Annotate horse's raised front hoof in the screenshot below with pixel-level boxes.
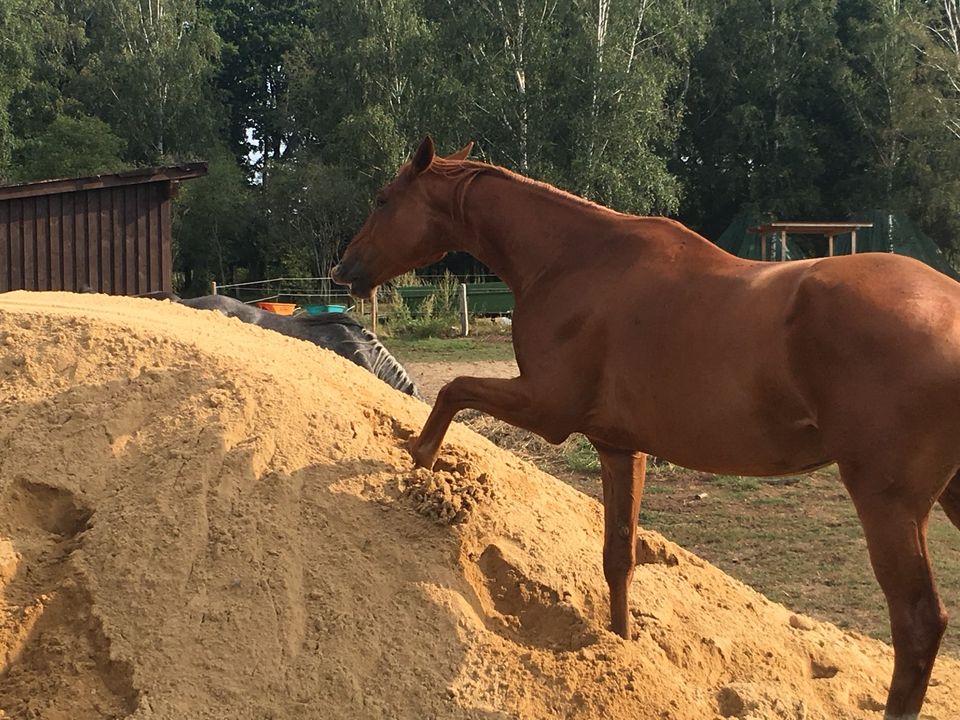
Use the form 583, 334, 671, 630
408, 441, 437, 470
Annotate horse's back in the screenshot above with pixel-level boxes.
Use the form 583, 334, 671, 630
515, 250, 960, 473
180, 295, 266, 324
787, 253, 960, 365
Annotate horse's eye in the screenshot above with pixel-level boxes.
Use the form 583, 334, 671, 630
375, 194, 387, 208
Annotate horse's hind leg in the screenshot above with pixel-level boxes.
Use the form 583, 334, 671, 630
842, 464, 949, 718
593, 442, 646, 639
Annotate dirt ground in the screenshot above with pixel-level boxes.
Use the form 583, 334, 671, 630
1, 292, 960, 720
406, 360, 518, 402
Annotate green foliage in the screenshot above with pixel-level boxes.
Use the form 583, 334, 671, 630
173, 148, 258, 295
836, 0, 960, 255
13, 114, 125, 181
209, 0, 320, 172
260, 158, 369, 278
0, 0, 56, 177
678, 0, 843, 235
382, 273, 461, 339
287, 0, 439, 186
4, 0, 960, 279
563, 0, 711, 213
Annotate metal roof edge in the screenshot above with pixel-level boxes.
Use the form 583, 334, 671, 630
0, 162, 209, 201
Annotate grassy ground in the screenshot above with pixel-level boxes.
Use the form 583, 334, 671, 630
384, 332, 960, 655
639, 464, 960, 654
385, 336, 516, 363
384, 323, 516, 363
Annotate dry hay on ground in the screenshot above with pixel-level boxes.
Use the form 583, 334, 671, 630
0, 291, 958, 720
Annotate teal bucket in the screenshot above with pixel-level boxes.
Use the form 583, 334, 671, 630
303, 304, 347, 315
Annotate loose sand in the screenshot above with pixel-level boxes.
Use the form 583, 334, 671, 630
0, 291, 957, 720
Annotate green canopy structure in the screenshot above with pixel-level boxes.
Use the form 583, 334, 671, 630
715, 210, 780, 259
713, 209, 959, 281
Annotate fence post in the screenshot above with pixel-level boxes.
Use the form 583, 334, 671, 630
372, 292, 378, 334
459, 283, 469, 337
210, 281, 217, 295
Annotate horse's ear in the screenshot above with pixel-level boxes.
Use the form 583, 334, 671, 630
412, 136, 435, 175
446, 141, 474, 161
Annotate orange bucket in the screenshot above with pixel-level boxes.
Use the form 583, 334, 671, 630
255, 301, 297, 316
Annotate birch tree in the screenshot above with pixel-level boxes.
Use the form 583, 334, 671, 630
569, 0, 710, 213
921, 0, 960, 138
79, 0, 221, 163
838, 0, 960, 258
425, 0, 567, 176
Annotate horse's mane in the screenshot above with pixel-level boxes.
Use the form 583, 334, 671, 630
428, 157, 628, 222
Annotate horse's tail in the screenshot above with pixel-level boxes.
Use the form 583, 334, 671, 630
355, 326, 423, 400
298, 315, 423, 399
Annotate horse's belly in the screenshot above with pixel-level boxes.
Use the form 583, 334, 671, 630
584, 379, 830, 477
647, 421, 830, 477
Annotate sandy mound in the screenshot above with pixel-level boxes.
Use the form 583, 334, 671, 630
0, 292, 957, 720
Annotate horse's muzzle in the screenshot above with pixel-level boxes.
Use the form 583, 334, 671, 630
331, 262, 374, 300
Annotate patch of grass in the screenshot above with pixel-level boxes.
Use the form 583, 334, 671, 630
384, 335, 515, 363
638, 467, 960, 654
712, 475, 762, 493
752, 494, 797, 506
563, 436, 601, 473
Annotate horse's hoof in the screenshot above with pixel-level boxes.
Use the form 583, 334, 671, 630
409, 444, 435, 470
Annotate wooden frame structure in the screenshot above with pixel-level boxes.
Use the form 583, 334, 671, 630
748, 221, 874, 261
0, 163, 207, 294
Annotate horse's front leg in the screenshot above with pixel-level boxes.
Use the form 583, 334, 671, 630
411, 375, 552, 469
593, 442, 646, 639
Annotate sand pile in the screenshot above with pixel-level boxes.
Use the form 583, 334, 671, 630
0, 292, 957, 720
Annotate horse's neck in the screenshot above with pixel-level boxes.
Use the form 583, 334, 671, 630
451, 172, 610, 294
450, 170, 715, 295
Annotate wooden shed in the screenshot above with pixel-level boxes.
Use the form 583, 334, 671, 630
0, 163, 207, 295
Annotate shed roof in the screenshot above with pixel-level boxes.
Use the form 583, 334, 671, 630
0, 162, 208, 201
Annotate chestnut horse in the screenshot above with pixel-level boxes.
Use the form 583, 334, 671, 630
333, 137, 960, 719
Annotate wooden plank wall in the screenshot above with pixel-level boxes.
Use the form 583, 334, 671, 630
0, 182, 172, 294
